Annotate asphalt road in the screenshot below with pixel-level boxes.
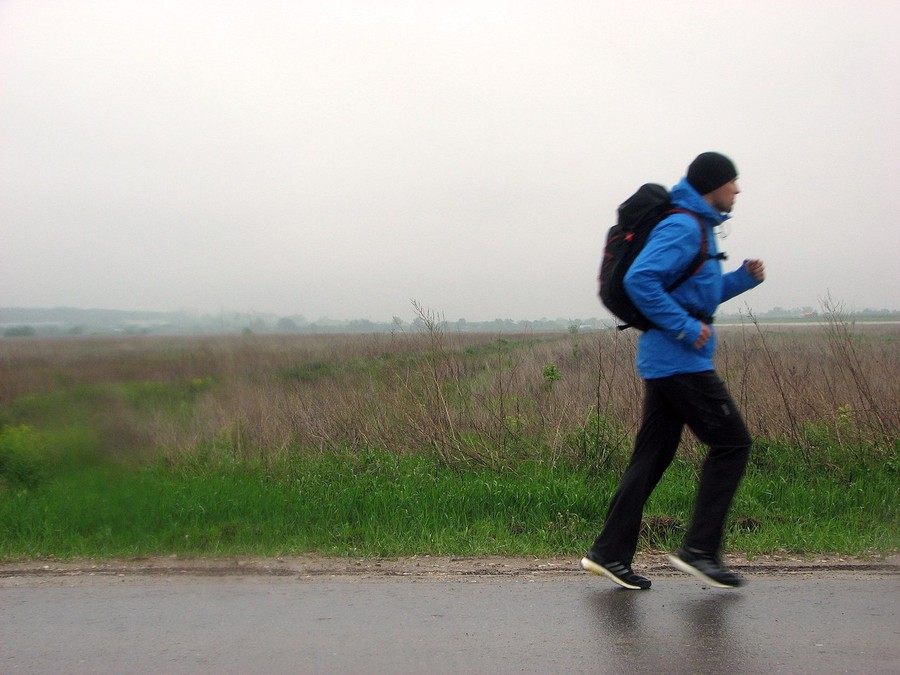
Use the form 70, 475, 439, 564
2, 567, 898, 674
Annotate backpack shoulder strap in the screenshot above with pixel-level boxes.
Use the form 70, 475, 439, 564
663, 209, 708, 293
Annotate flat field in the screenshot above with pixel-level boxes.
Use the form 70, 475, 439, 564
0, 319, 897, 560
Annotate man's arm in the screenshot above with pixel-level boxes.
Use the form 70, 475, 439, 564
720, 258, 765, 303
624, 214, 705, 345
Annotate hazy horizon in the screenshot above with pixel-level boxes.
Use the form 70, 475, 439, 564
2, 1, 898, 323
2, 299, 896, 326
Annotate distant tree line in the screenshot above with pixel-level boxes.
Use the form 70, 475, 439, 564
3, 305, 899, 338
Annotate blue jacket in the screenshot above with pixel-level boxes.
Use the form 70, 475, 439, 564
623, 177, 760, 379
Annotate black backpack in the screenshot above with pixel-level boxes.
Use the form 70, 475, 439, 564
598, 183, 719, 331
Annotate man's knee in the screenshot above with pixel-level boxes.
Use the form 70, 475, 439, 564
708, 441, 751, 465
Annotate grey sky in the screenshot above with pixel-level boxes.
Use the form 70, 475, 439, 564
2, 1, 898, 322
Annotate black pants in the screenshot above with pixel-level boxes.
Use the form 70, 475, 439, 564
591, 371, 751, 565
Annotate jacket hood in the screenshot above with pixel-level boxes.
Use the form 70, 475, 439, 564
671, 177, 731, 227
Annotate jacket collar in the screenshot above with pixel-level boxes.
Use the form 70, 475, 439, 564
671, 177, 731, 226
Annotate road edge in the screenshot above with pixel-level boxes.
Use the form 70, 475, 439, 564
1, 552, 898, 581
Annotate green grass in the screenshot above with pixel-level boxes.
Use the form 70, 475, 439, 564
0, 329, 897, 561
1, 437, 896, 560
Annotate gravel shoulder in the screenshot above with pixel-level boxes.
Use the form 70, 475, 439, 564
1, 552, 897, 583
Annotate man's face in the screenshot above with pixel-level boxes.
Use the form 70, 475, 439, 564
708, 179, 740, 213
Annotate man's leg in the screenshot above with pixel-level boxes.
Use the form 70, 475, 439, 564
681, 372, 751, 552
590, 380, 683, 565
655, 371, 752, 587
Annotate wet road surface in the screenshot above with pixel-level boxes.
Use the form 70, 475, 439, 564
2, 570, 898, 673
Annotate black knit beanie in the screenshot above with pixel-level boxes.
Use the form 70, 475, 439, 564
686, 152, 738, 195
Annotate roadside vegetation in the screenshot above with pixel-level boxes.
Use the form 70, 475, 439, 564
0, 305, 896, 560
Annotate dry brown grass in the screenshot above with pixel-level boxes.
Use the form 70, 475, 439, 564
1, 315, 896, 468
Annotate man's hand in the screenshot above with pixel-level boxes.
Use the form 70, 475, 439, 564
694, 322, 712, 349
745, 259, 766, 282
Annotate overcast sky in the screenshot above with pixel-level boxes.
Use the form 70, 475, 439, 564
2, 1, 898, 322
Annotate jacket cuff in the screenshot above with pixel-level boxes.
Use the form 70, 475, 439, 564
741, 260, 762, 288
675, 317, 703, 345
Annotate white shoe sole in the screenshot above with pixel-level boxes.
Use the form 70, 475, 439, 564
667, 554, 740, 589
581, 557, 645, 590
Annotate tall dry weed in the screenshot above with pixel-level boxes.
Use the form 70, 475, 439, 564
1, 313, 896, 468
